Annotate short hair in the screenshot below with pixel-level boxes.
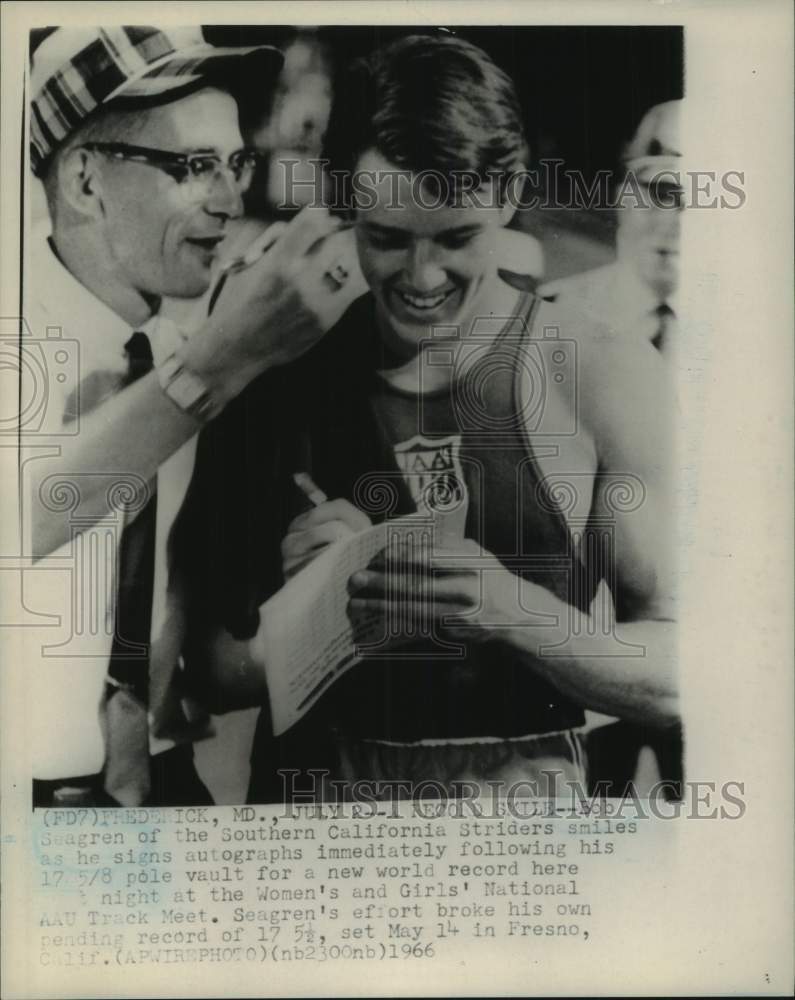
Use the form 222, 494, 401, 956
40, 81, 232, 222
323, 34, 528, 206
40, 103, 153, 222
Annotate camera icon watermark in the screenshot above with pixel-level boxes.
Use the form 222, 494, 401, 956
0, 316, 80, 436
418, 315, 578, 442
35, 471, 153, 656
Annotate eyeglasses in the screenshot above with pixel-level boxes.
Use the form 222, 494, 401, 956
82, 143, 261, 197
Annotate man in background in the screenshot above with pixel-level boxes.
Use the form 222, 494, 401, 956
26, 26, 361, 806
540, 99, 685, 794
541, 99, 683, 356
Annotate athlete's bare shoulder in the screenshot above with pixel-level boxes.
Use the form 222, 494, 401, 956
534, 295, 672, 472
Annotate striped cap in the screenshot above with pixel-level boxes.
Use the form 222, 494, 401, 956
30, 26, 283, 176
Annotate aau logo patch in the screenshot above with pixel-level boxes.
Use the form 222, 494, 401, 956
393, 434, 468, 514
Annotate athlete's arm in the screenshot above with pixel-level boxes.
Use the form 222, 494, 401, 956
182, 625, 267, 714
505, 326, 678, 726
181, 499, 373, 712
348, 323, 678, 726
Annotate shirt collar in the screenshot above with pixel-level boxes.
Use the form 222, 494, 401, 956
614, 256, 680, 320
614, 257, 671, 320
33, 226, 135, 361
31, 226, 182, 364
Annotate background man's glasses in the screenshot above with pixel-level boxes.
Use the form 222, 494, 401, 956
82, 143, 260, 197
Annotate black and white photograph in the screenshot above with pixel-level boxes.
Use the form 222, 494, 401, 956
23, 20, 685, 808
1, 2, 792, 997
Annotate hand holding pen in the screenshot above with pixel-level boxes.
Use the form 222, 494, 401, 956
293, 472, 329, 508
281, 473, 371, 578
209, 213, 366, 315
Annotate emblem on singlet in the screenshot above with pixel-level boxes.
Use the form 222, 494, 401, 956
393, 433, 468, 517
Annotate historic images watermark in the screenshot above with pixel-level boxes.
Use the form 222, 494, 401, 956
276, 772, 746, 822
36, 777, 745, 829
274, 159, 747, 212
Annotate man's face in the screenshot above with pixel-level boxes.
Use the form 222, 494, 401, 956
353, 149, 512, 351
616, 176, 682, 300
96, 88, 245, 300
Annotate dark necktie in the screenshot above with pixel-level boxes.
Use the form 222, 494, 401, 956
102, 331, 156, 806
651, 303, 675, 353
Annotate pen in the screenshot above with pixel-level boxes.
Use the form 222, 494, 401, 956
293, 472, 328, 507
207, 224, 285, 315
219, 223, 284, 276
221, 219, 355, 277
207, 220, 355, 316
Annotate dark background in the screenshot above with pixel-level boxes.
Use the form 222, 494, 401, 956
207, 25, 684, 275
206, 25, 684, 184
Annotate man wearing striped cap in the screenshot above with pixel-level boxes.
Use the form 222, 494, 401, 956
26, 27, 361, 807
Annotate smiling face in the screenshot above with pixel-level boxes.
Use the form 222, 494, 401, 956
94, 87, 245, 301
353, 149, 514, 353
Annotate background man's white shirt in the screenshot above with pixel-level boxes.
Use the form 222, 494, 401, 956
540, 259, 679, 345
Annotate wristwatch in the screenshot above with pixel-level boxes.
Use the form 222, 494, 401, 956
157, 351, 220, 423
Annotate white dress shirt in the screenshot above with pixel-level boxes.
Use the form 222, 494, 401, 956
539, 259, 679, 347
24, 229, 202, 777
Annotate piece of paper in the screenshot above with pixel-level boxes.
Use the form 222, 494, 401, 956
254, 513, 436, 735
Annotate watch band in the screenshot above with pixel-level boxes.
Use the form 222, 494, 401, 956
157, 351, 220, 422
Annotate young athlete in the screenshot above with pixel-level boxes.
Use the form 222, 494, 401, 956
179, 34, 678, 802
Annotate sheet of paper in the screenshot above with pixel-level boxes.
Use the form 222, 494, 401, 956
253, 513, 436, 735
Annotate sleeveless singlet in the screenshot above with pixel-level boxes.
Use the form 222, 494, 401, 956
272, 290, 597, 744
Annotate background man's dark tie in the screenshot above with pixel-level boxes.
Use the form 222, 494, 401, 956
652, 302, 675, 353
